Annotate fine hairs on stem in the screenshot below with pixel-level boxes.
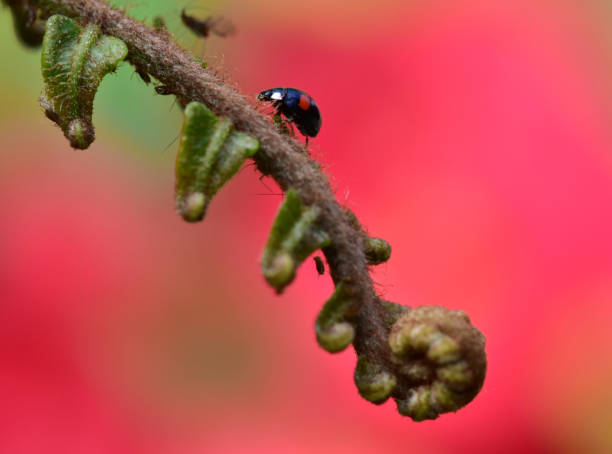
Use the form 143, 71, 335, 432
5, 0, 488, 421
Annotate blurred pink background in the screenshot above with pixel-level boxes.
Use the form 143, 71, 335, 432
2, 0, 612, 453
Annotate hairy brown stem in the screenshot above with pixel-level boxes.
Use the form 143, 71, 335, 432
37, 0, 389, 362
27, 1, 487, 419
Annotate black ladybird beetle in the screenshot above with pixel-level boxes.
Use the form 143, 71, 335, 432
313, 256, 325, 275
257, 88, 322, 141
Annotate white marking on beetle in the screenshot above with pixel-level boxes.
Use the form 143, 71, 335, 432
270, 92, 283, 100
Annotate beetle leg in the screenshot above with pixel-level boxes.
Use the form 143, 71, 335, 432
287, 121, 296, 137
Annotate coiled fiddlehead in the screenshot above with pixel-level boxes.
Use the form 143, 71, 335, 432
388, 306, 486, 420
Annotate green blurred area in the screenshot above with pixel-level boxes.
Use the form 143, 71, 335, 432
0, 0, 223, 159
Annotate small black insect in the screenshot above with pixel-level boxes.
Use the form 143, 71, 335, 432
257, 88, 322, 141
180, 9, 236, 38
155, 85, 173, 95
313, 256, 325, 276
135, 67, 151, 85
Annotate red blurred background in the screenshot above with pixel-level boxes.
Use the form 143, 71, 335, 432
2, 0, 612, 453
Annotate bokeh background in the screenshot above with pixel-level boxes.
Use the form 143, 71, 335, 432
2, 0, 612, 452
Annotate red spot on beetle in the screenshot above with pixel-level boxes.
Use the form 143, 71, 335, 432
298, 94, 311, 111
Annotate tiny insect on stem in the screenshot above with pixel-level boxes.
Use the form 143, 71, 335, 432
180, 9, 236, 39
